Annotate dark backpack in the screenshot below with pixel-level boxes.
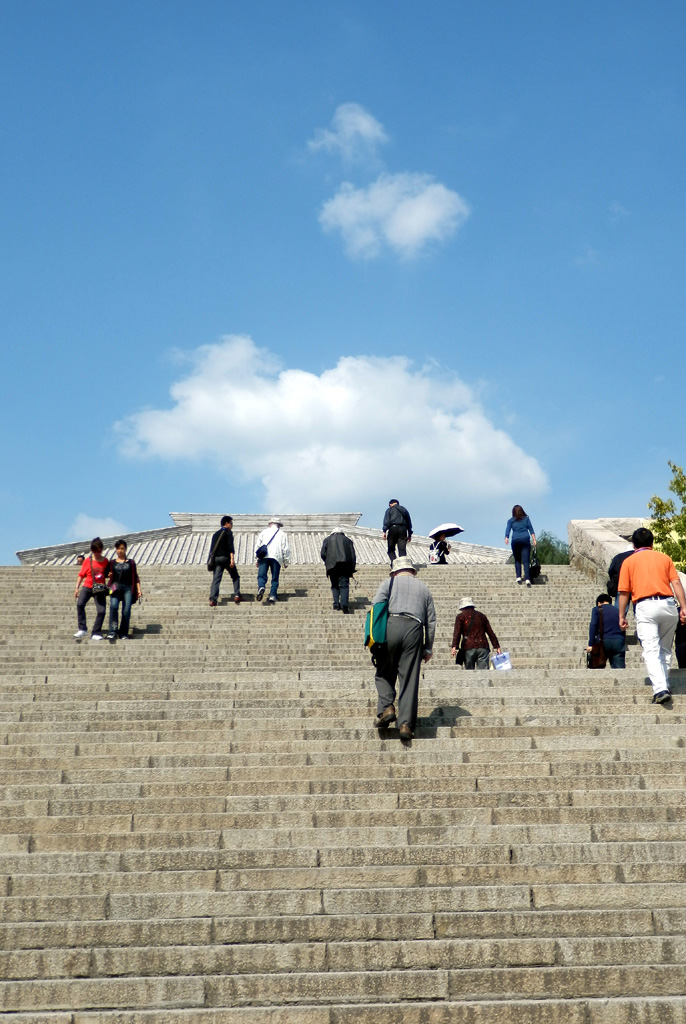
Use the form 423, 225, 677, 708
387, 505, 406, 529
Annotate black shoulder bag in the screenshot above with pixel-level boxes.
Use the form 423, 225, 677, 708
207, 531, 226, 573
255, 527, 279, 561
587, 607, 607, 669
455, 611, 475, 666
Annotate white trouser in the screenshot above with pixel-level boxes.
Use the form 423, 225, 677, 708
634, 597, 678, 695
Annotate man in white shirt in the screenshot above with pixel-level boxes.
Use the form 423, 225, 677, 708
255, 518, 291, 605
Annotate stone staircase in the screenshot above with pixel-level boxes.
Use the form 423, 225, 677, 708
1, 562, 686, 1022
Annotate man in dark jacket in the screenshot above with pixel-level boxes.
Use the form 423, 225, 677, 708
382, 499, 413, 562
208, 516, 242, 606
451, 597, 501, 670
607, 549, 633, 607
320, 528, 356, 613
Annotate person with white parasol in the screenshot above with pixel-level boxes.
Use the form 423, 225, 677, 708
428, 523, 464, 564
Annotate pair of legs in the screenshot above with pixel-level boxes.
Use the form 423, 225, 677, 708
257, 557, 281, 600
387, 527, 407, 562
76, 587, 106, 636
329, 572, 349, 610
512, 540, 531, 582
109, 585, 133, 638
374, 617, 423, 731
601, 636, 626, 669
210, 556, 241, 602
635, 598, 678, 696
464, 647, 489, 670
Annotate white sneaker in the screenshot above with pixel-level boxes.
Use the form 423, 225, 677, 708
91, 633, 104, 641
516, 578, 522, 585
525, 580, 532, 588
73, 630, 88, 639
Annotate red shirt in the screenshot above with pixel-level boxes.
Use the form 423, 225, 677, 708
78, 556, 109, 589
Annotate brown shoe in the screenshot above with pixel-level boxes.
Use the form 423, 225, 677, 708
374, 705, 397, 728
399, 724, 413, 741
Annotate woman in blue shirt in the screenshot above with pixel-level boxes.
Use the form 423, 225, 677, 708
505, 505, 536, 586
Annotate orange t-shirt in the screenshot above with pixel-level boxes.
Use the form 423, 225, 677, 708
618, 548, 678, 602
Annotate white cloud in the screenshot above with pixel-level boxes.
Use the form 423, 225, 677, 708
66, 514, 128, 542
609, 200, 629, 224
117, 336, 547, 531
308, 102, 388, 162
319, 172, 470, 259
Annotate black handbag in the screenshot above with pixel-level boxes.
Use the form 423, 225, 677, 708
587, 606, 607, 669
529, 545, 541, 580
90, 556, 108, 596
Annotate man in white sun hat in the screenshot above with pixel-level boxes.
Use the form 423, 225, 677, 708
255, 518, 291, 605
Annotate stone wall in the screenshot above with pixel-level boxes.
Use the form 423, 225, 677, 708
568, 517, 686, 592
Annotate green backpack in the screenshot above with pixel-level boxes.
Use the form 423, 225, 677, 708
364, 576, 395, 663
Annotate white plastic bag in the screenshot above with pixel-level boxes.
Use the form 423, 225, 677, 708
491, 651, 512, 671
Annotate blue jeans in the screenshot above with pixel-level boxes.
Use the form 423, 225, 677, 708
512, 540, 531, 581
109, 585, 133, 637
602, 636, 626, 669
257, 558, 281, 599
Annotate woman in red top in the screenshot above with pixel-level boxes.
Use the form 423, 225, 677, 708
73, 538, 110, 641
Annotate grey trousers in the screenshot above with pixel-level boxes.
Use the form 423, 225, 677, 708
210, 556, 241, 601
374, 616, 424, 730
465, 647, 489, 670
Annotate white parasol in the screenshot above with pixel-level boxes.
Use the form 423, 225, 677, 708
428, 523, 464, 539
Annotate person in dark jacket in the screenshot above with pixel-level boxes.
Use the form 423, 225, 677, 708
675, 621, 686, 669
106, 539, 142, 641
586, 593, 626, 668
382, 499, 413, 562
607, 549, 633, 608
208, 516, 242, 607
429, 533, 451, 564
451, 597, 501, 670
320, 528, 356, 613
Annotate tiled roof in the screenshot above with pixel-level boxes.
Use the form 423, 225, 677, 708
16, 513, 510, 567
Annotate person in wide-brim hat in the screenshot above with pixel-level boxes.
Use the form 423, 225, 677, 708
371, 554, 436, 744
390, 556, 417, 575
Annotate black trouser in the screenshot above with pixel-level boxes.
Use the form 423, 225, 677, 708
374, 616, 423, 730
210, 556, 241, 601
387, 526, 407, 561
77, 587, 106, 635
329, 573, 350, 609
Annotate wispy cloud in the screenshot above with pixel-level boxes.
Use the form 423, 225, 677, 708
117, 335, 547, 527
574, 246, 600, 267
609, 200, 629, 224
319, 172, 470, 259
66, 514, 128, 543
308, 102, 388, 163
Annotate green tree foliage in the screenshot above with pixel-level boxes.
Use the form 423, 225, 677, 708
649, 461, 686, 572
535, 531, 569, 565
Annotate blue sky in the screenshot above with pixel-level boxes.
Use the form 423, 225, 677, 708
2, 1, 684, 562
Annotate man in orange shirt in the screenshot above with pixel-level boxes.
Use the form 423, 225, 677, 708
618, 527, 686, 704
